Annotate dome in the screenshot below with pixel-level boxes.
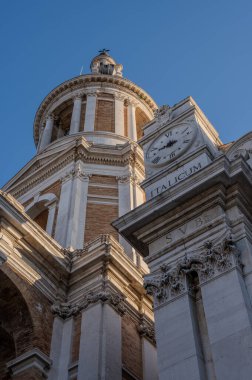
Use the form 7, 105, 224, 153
90, 49, 123, 77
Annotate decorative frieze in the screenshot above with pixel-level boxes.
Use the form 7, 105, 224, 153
145, 236, 242, 307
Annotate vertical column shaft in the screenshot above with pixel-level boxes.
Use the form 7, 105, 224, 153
48, 316, 74, 380
127, 101, 137, 141
45, 201, 57, 236
142, 338, 158, 380
118, 176, 137, 262
114, 93, 125, 136
154, 293, 206, 380
201, 268, 252, 379
77, 303, 122, 380
70, 95, 82, 135
54, 173, 73, 246
39, 115, 54, 151
65, 168, 90, 249
84, 92, 97, 132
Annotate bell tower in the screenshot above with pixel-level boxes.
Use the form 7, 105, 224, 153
1, 52, 158, 380
5, 50, 156, 260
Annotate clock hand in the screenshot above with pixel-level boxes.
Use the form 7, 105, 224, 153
159, 139, 177, 150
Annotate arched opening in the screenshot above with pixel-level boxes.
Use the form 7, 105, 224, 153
25, 193, 58, 234
0, 270, 33, 378
26, 200, 49, 230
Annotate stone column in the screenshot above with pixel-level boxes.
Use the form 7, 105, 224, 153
138, 321, 158, 380
127, 100, 137, 141
48, 315, 74, 380
54, 171, 74, 247
45, 201, 57, 236
117, 175, 137, 262
65, 165, 90, 249
114, 92, 125, 136
200, 265, 252, 379
77, 294, 123, 380
39, 114, 54, 151
70, 94, 82, 135
84, 92, 97, 132
145, 271, 207, 380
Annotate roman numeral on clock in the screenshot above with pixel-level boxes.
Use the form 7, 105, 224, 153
152, 156, 161, 164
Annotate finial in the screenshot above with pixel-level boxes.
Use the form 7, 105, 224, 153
98, 48, 110, 54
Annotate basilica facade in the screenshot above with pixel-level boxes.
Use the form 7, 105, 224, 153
1, 50, 252, 380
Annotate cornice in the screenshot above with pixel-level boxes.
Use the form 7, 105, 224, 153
33, 74, 157, 145
9, 139, 145, 198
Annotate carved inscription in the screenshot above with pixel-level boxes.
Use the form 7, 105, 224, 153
149, 210, 215, 254
145, 153, 211, 200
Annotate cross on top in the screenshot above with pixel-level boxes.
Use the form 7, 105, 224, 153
98, 48, 110, 54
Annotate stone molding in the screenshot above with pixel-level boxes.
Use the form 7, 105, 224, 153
73, 92, 84, 100
0, 191, 24, 212
145, 236, 242, 307
7, 348, 52, 377
10, 142, 144, 197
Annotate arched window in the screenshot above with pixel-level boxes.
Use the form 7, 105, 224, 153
25, 193, 58, 236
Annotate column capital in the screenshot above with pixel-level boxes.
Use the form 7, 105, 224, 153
86, 90, 98, 97
82, 289, 126, 316
125, 98, 138, 107
137, 319, 156, 345
73, 92, 84, 100
51, 301, 81, 319
145, 234, 242, 308
46, 113, 56, 121
114, 92, 126, 102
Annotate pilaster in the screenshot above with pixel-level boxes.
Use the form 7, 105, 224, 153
84, 91, 97, 132
127, 99, 137, 141
38, 114, 55, 152
77, 290, 124, 380
114, 92, 125, 136
70, 94, 82, 135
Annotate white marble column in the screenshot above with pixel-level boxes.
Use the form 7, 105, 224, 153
45, 201, 57, 236
114, 93, 125, 136
39, 114, 54, 151
154, 293, 206, 380
54, 172, 73, 247
127, 100, 137, 141
65, 166, 90, 249
84, 92, 97, 132
48, 316, 74, 380
70, 94, 82, 135
117, 175, 137, 262
77, 302, 122, 380
201, 267, 252, 379
142, 338, 158, 380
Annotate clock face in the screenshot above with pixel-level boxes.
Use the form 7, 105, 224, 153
146, 124, 196, 166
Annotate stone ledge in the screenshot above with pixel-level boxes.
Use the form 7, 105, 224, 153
7, 348, 52, 377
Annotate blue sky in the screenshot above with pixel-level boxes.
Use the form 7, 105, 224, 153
1, 0, 252, 187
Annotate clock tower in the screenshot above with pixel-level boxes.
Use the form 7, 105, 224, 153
114, 97, 252, 380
